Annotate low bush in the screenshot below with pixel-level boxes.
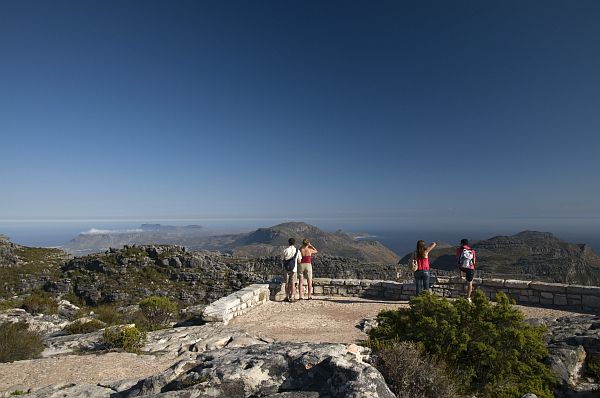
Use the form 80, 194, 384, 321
0, 299, 21, 311
0, 322, 44, 363
587, 353, 600, 380
367, 339, 459, 398
20, 292, 58, 315
93, 304, 124, 326
367, 290, 556, 398
102, 325, 146, 353
139, 296, 177, 330
63, 319, 105, 335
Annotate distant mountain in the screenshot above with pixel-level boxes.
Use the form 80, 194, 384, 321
400, 230, 600, 285
64, 224, 232, 255
230, 222, 399, 263
63, 222, 399, 263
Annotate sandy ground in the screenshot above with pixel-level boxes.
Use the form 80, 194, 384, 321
229, 296, 407, 343
0, 352, 174, 391
0, 296, 589, 393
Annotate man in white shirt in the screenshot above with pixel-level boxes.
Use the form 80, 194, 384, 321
281, 238, 302, 302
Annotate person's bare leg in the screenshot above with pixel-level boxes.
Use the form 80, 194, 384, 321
466, 281, 473, 299
307, 278, 312, 299
285, 274, 290, 300
298, 276, 304, 299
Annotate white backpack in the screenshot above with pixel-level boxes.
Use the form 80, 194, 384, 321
459, 248, 474, 271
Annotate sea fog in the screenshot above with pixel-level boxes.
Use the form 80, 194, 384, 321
1, 218, 599, 257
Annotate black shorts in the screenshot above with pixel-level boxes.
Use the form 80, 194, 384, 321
464, 269, 474, 282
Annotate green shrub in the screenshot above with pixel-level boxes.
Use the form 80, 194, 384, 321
367, 290, 556, 398
20, 292, 58, 315
139, 296, 177, 330
93, 304, 124, 326
102, 325, 146, 353
366, 339, 459, 398
61, 292, 86, 307
0, 299, 21, 311
587, 353, 600, 380
63, 319, 105, 335
0, 322, 44, 363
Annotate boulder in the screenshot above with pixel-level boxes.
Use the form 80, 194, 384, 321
58, 300, 80, 320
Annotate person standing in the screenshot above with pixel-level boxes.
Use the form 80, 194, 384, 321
456, 238, 477, 302
298, 239, 317, 299
281, 238, 302, 302
413, 240, 437, 294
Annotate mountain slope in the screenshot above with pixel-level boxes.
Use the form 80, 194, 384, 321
230, 222, 399, 263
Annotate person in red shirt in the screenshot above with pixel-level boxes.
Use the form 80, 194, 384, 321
456, 238, 477, 301
413, 240, 437, 294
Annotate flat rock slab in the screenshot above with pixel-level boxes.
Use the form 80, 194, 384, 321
0, 324, 268, 394
0, 352, 172, 393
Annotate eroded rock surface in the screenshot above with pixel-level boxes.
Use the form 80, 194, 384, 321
528, 315, 600, 396
122, 342, 393, 398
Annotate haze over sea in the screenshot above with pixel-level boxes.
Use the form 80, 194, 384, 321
2, 218, 599, 257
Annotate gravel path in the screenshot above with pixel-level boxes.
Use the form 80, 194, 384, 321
0, 296, 589, 393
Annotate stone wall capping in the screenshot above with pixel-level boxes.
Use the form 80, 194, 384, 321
504, 280, 531, 289
530, 281, 567, 293
481, 278, 505, 287
203, 284, 270, 324
566, 285, 600, 296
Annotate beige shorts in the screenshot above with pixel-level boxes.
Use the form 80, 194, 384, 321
298, 262, 313, 280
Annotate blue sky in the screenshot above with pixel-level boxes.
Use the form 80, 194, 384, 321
1, 1, 599, 229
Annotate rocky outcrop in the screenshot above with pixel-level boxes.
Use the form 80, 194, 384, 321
0, 308, 68, 337
15, 322, 392, 398
122, 342, 393, 398
527, 315, 600, 396
41, 323, 267, 359
59, 245, 262, 306
0, 235, 18, 268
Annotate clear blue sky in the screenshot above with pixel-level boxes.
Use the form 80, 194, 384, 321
1, 1, 599, 228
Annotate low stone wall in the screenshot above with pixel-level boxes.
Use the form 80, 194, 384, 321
269, 277, 600, 313
434, 277, 600, 312
202, 284, 270, 324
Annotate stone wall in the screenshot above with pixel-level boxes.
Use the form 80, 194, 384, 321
269, 277, 600, 313
202, 284, 270, 324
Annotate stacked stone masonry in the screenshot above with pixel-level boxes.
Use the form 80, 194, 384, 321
202, 284, 270, 324
269, 277, 600, 313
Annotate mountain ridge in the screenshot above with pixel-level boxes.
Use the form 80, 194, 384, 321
400, 230, 600, 285
63, 222, 400, 264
